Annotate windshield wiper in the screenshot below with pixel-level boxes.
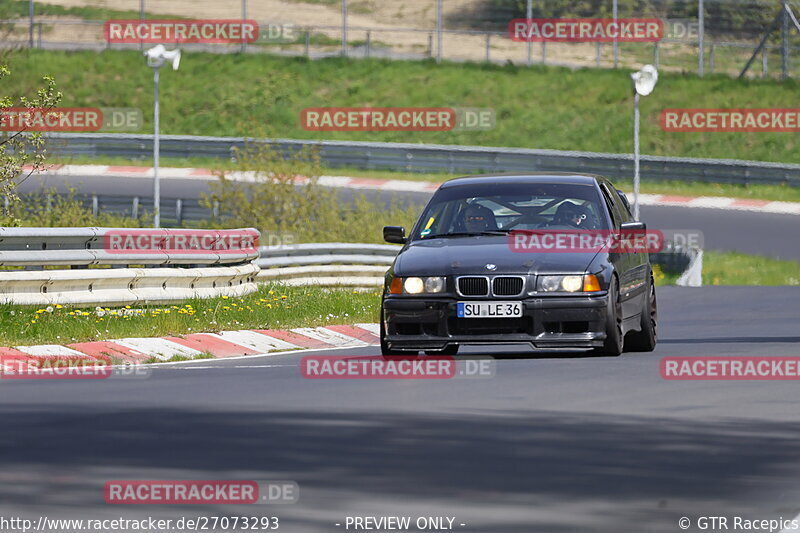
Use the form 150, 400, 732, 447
424, 230, 511, 239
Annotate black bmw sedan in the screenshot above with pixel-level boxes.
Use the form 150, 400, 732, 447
380, 173, 657, 356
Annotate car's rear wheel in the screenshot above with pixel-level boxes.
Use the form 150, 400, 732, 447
625, 272, 658, 352
593, 277, 623, 356
380, 311, 419, 357
425, 345, 459, 356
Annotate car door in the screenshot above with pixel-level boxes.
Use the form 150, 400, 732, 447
603, 179, 650, 318
599, 181, 645, 320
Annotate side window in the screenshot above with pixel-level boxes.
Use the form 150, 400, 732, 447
599, 185, 622, 228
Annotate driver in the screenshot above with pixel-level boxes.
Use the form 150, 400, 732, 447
552, 201, 591, 228
461, 204, 497, 232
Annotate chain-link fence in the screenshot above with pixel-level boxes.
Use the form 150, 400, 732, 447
1, 0, 799, 78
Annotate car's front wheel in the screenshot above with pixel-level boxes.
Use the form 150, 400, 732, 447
625, 272, 657, 352
593, 277, 623, 356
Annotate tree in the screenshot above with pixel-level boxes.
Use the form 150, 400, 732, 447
0, 66, 62, 211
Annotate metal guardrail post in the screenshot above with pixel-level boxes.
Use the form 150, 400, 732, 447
596, 42, 601, 67
541, 41, 546, 64
485, 33, 490, 63
305, 30, 310, 57
176, 198, 183, 225
653, 42, 660, 68
763, 47, 769, 78
132, 196, 140, 219
92, 194, 98, 216
366, 30, 371, 58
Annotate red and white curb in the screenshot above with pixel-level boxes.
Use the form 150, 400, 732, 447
0, 324, 380, 370
25, 164, 800, 215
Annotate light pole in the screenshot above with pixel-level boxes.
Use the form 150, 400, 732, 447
144, 44, 181, 228
630, 64, 658, 221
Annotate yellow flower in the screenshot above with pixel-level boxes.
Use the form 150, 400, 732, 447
55, 304, 63, 309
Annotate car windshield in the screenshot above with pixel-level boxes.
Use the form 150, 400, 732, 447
412, 181, 609, 240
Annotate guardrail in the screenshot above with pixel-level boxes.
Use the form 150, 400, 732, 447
44, 133, 800, 186
0, 227, 261, 305
257, 243, 398, 287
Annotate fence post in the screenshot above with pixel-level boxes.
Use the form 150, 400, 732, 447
213, 200, 220, 220
596, 42, 601, 67
653, 41, 660, 68
782, 0, 789, 80
698, 0, 705, 76
366, 30, 371, 58
526, 0, 532, 66
709, 43, 715, 73
132, 196, 140, 219
37, 22, 42, 48
612, 0, 618, 68
139, 0, 145, 51
305, 30, 310, 57
762, 46, 769, 78
341, 0, 348, 57
436, 0, 442, 63
92, 195, 99, 217
241, 0, 247, 54
28, 0, 34, 48
428, 32, 433, 58
485, 33, 490, 62
541, 41, 546, 64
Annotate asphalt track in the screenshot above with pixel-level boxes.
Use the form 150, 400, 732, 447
2, 286, 800, 533
21, 173, 800, 262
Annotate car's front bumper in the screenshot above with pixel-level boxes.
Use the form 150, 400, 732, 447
383, 294, 608, 351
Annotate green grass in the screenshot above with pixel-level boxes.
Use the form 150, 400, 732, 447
6, 49, 800, 164
701, 251, 800, 286
0, 284, 381, 346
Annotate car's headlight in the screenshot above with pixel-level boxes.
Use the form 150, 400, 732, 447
538, 274, 601, 292
389, 276, 446, 295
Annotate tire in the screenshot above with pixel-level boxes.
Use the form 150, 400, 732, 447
625, 272, 658, 352
380, 311, 419, 357
593, 277, 623, 356
425, 345, 459, 356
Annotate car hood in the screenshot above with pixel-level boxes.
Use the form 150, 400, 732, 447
395, 236, 602, 276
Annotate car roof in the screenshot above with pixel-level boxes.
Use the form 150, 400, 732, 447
440, 172, 603, 189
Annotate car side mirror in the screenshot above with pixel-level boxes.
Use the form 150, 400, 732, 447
616, 189, 631, 211
620, 221, 646, 231
383, 226, 407, 244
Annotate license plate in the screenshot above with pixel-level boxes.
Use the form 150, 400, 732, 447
457, 301, 523, 318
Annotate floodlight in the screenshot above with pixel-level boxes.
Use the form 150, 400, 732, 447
631, 64, 658, 96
